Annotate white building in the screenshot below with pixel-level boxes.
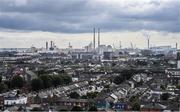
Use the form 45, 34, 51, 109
150, 46, 176, 55
4, 97, 27, 106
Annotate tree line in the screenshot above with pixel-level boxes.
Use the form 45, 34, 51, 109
31, 73, 72, 91
0, 73, 72, 93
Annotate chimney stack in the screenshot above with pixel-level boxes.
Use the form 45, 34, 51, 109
148, 38, 150, 50
93, 28, 96, 52
119, 41, 122, 49
50, 41, 53, 48
46, 42, 48, 50
98, 28, 100, 47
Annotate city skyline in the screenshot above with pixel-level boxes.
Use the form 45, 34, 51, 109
0, 1, 180, 111
0, 30, 179, 49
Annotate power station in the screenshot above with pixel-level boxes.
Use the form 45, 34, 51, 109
45, 41, 57, 51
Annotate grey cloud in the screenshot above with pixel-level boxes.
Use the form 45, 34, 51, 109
0, 0, 179, 33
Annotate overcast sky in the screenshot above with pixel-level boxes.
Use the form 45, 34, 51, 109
0, 0, 179, 48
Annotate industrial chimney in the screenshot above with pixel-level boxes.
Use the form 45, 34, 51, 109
46, 42, 48, 50
148, 38, 150, 50
50, 41, 53, 48
93, 28, 96, 52
98, 28, 100, 47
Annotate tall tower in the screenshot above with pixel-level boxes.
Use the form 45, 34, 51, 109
119, 41, 122, 49
98, 28, 100, 47
142, 31, 150, 50
148, 38, 150, 50
46, 42, 48, 50
93, 28, 96, 52
176, 43, 178, 50
50, 41, 53, 48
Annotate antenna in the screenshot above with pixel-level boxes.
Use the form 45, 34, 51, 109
142, 31, 151, 49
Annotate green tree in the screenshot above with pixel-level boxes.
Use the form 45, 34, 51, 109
81, 95, 87, 99
11, 75, 24, 88
160, 85, 166, 90
176, 84, 180, 89
59, 109, 68, 111
0, 76, 2, 83
121, 69, 134, 80
161, 93, 169, 101
61, 75, 72, 84
52, 75, 63, 87
88, 106, 98, 111
0, 83, 8, 93
31, 78, 43, 91
4, 80, 11, 89
113, 69, 135, 85
130, 95, 140, 111
40, 75, 52, 89
71, 106, 83, 111
135, 80, 144, 87
136, 60, 148, 66
86, 92, 98, 99
113, 75, 124, 85
104, 85, 110, 89
31, 107, 43, 111
69, 92, 80, 99
129, 95, 139, 103
132, 102, 140, 111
